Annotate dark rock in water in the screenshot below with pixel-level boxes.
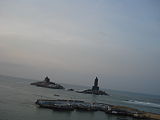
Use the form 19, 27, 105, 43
67, 88, 74, 91
54, 94, 60, 97
77, 89, 108, 95
31, 76, 64, 89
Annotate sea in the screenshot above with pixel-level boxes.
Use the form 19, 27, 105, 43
0, 75, 160, 120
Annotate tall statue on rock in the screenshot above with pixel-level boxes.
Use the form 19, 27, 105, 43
92, 77, 99, 94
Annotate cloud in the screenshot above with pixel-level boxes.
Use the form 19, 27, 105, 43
0, 0, 160, 95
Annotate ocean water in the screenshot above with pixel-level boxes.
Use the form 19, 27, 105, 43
0, 75, 160, 120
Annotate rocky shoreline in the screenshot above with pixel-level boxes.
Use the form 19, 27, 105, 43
35, 99, 160, 120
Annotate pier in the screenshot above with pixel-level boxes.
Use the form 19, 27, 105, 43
35, 99, 160, 120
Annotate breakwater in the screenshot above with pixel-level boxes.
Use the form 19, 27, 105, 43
35, 99, 160, 120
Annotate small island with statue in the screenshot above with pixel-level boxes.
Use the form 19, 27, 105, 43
30, 76, 64, 89
77, 77, 109, 95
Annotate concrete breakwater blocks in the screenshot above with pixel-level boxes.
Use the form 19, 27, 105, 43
35, 99, 160, 120
35, 99, 110, 111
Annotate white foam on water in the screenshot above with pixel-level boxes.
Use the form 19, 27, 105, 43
124, 100, 160, 108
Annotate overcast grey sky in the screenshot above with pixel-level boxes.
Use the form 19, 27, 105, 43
0, 0, 160, 95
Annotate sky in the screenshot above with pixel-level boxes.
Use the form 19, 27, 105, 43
0, 0, 160, 95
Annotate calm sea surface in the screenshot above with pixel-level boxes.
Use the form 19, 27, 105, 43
0, 75, 160, 120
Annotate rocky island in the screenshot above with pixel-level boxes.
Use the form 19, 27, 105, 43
31, 76, 64, 89
77, 77, 108, 95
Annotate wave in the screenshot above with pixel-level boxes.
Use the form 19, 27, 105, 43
124, 100, 160, 108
